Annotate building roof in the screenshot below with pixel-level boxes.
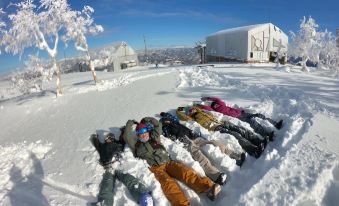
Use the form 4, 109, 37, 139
208, 23, 271, 37
93, 41, 128, 53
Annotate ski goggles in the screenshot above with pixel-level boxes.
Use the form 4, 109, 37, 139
136, 127, 148, 135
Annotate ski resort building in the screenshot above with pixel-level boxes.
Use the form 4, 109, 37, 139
206, 23, 288, 63
91, 41, 138, 71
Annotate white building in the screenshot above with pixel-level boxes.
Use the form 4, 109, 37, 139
91, 41, 138, 71
206, 23, 288, 63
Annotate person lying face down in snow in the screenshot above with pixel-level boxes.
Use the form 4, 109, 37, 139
90, 131, 154, 206
159, 112, 246, 184
176, 106, 268, 158
122, 117, 222, 206
198, 96, 283, 141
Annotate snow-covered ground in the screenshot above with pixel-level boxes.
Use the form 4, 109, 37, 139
0, 63, 338, 206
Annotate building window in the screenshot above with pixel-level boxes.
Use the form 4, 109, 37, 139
250, 52, 253, 58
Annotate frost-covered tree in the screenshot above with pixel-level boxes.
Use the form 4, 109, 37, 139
0, 8, 5, 31
0, 8, 6, 54
63, 6, 103, 84
289, 16, 339, 75
318, 30, 339, 75
3, 0, 97, 96
11, 55, 49, 94
289, 16, 322, 72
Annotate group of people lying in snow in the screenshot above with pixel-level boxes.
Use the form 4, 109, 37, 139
90, 96, 283, 206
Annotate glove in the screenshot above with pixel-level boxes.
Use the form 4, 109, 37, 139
132, 119, 139, 124
201, 97, 209, 101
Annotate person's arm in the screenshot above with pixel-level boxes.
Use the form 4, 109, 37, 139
176, 107, 193, 121
197, 104, 214, 111
205, 97, 225, 106
141, 117, 162, 142
122, 120, 137, 153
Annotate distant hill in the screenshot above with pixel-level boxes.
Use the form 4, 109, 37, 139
138, 47, 200, 65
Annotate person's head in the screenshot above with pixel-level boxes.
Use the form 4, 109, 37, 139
135, 123, 150, 142
188, 107, 197, 115
160, 117, 172, 125
160, 112, 172, 124
104, 133, 115, 143
99, 131, 115, 144
211, 102, 220, 110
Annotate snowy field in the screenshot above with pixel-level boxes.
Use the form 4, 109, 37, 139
0, 63, 338, 206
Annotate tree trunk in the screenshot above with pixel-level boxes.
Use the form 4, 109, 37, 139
86, 51, 98, 84
89, 59, 98, 84
301, 56, 309, 72
53, 58, 62, 96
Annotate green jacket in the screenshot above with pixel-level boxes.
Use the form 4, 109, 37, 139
123, 117, 170, 166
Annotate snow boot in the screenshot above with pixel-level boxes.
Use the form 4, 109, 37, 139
268, 131, 275, 141
254, 143, 265, 158
139, 192, 154, 206
207, 183, 222, 201
235, 153, 246, 167
275, 120, 283, 130
215, 172, 227, 185
230, 152, 246, 167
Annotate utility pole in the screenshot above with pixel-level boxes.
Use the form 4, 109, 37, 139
143, 34, 148, 63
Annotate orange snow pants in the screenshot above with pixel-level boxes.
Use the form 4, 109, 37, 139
149, 160, 213, 206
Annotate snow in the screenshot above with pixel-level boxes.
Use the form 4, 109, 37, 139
208, 23, 269, 36
0, 63, 338, 206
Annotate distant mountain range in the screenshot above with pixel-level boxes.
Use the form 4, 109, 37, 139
137, 47, 200, 65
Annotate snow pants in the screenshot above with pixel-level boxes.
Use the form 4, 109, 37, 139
97, 170, 150, 206
215, 122, 265, 158
187, 137, 234, 182
239, 112, 276, 138
149, 160, 213, 206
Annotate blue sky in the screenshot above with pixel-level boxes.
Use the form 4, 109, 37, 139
0, 0, 338, 73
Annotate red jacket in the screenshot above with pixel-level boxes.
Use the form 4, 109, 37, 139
199, 97, 243, 118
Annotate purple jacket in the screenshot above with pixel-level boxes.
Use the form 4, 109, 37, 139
199, 97, 243, 118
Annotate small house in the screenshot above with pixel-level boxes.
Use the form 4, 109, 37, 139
91, 41, 139, 71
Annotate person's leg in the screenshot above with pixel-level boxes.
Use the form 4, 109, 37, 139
189, 138, 221, 182
206, 139, 234, 156
166, 160, 214, 194
245, 112, 283, 128
223, 121, 266, 146
97, 171, 116, 206
115, 170, 152, 204
149, 164, 189, 206
217, 127, 263, 158
239, 114, 272, 138
207, 139, 246, 166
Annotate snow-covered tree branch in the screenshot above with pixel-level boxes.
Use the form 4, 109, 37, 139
3, 0, 102, 96
11, 54, 49, 94
289, 16, 338, 75
0, 8, 6, 54
289, 16, 322, 72
63, 5, 104, 84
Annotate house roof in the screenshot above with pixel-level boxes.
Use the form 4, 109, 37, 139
208, 23, 271, 37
